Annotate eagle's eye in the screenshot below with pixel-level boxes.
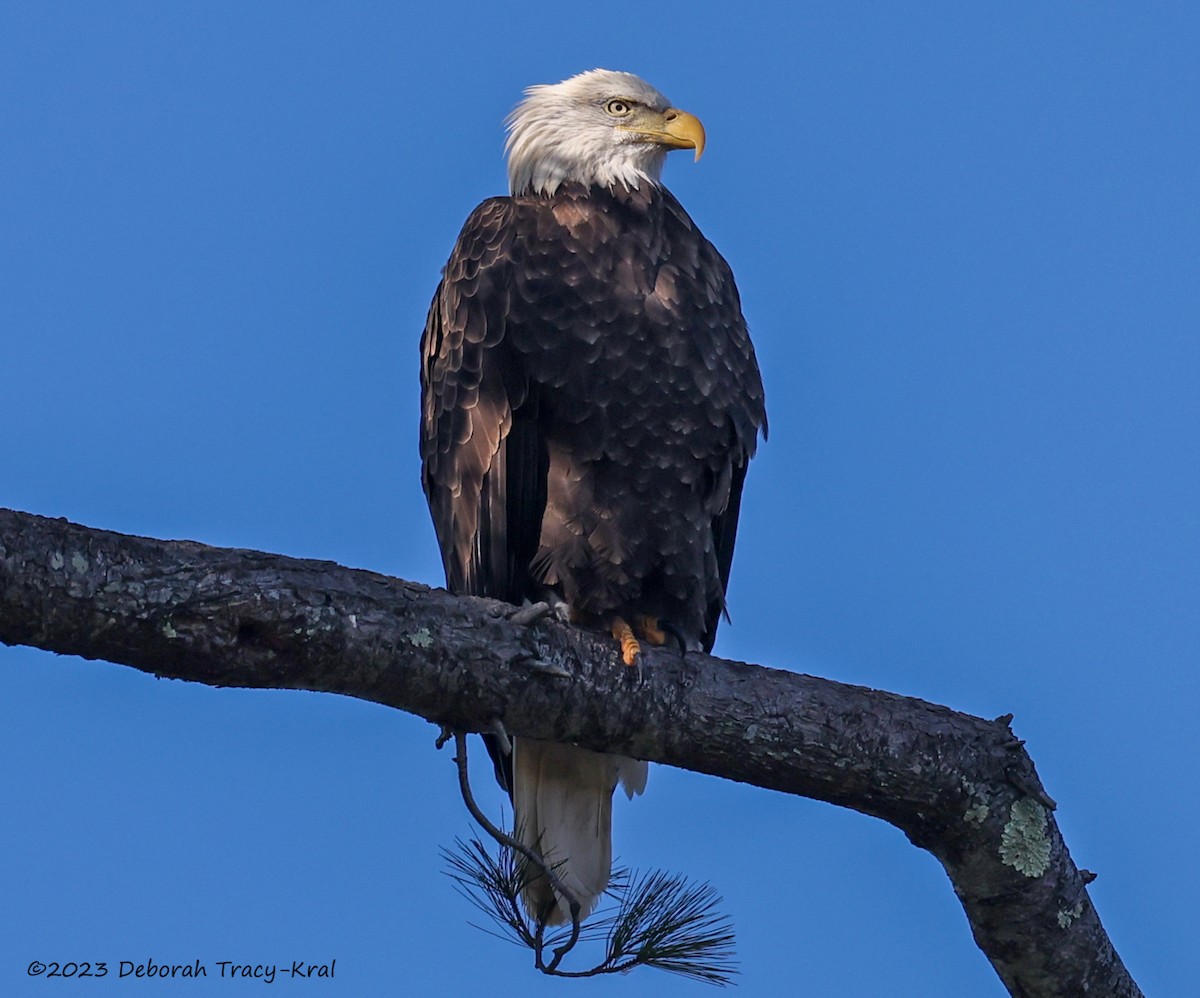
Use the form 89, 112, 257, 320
605, 99, 633, 117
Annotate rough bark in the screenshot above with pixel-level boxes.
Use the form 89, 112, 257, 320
0, 508, 1142, 998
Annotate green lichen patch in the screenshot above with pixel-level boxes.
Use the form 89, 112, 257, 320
961, 778, 990, 825
965, 803, 989, 825
1057, 901, 1084, 929
1000, 799, 1051, 878
408, 627, 433, 648
71, 552, 88, 573
50, 552, 65, 570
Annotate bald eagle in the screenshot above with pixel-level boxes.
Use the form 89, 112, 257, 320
420, 70, 766, 925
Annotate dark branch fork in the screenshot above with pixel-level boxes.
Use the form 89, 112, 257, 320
0, 509, 1143, 998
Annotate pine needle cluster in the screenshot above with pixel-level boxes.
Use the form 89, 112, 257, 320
444, 836, 737, 984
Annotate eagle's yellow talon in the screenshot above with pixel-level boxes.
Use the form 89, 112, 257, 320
611, 617, 642, 667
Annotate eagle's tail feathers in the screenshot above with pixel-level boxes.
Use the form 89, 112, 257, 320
617, 757, 649, 800
514, 738, 636, 926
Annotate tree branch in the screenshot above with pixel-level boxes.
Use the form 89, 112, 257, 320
0, 508, 1142, 997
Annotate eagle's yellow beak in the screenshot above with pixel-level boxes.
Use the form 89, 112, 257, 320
619, 108, 706, 161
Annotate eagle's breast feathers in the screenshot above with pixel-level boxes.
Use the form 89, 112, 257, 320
421, 181, 764, 648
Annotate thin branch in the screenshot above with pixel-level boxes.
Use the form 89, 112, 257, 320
450, 732, 585, 970
0, 508, 1144, 998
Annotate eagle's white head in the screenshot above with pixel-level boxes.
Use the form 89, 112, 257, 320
505, 69, 706, 197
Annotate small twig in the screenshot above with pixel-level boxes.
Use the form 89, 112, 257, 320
1005, 767, 1058, 811
451, 732, 584, 968
526, 658, 572, 678
508, 601, 553, 626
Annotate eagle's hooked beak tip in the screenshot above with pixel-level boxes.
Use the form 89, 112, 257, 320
663, 108, 706, 162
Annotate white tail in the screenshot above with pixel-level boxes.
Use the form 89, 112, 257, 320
513, 738, 647, 925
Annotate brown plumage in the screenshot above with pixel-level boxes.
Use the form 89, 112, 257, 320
420, 71, 765, 924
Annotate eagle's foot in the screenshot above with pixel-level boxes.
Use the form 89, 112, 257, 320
634, 615, 668, 647
610, 615, 670, 666
546, 593, 573, 623
610, 616, 642, 667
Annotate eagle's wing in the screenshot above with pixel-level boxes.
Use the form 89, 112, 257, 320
687, 215, 767, 654
420, 198, 547, 605
704, 459, 748, 652
423, 202, 632, 894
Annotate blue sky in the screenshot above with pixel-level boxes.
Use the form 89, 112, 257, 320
2, 3, 1196, 995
